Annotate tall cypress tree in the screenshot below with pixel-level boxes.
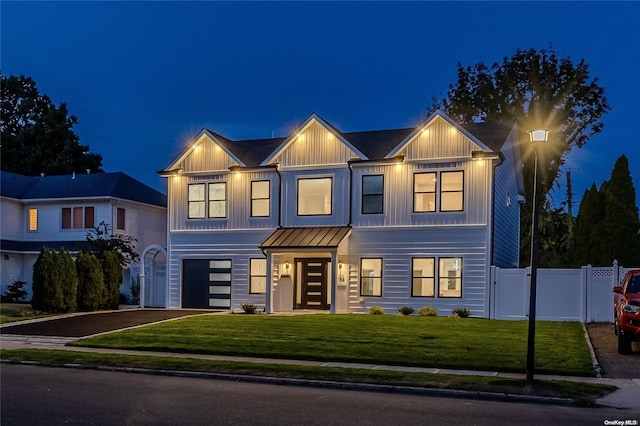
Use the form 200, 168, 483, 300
573, 184, 604, 266
600, 155, 640, 266
58, 249, 78, 312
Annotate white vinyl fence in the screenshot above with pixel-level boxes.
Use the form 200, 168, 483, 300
490, 261, 636, 322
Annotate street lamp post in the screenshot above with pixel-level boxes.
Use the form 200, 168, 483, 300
526, 128, 549, 383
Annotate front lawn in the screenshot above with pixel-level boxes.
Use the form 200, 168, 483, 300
73, 314, 595, 376
0, 303, 47, 324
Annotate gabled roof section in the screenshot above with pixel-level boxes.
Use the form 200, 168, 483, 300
385, 110, 507, 159
160, 129, 247, 173
0, 171, 166, 207
260, 113, 367, 166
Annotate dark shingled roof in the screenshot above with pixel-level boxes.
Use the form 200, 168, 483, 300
0, 171, 166, 207
198, 120, 513, 167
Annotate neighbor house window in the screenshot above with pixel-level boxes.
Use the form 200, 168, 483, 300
251, 180, 270, 217
440, 171, 464, 212
360, 258, 382, 296
117, 208, 125, 230
208, 183, 226, 218
62, 206, 94, 229
438, 257, 462, 298
412, 258, 435, 297
188, 183, 206, 218
362, 175, 383, 214
297, 177, 332, 216
414, 172, 437, 212
28, 208, 38, 231
250, 258, 267, 294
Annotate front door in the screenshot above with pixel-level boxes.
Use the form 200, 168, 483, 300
297, 258, 329, 310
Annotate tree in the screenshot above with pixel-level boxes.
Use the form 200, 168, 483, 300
428, 47, 610, 265
573, 184, 604, 266
57, 249, 78, 312
86, 222, 139, 268
100, 250, 123, 309
599, 155, 640, 266
0, 73, 103, 176
76, 251, 105, 311
31, 248, 63, 312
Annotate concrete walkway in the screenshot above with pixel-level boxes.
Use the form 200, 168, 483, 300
1, 332, 638, 409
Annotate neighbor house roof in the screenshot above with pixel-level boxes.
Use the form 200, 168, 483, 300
0, 171, 167, 207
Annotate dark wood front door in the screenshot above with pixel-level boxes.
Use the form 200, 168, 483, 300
297, 258, 329, 310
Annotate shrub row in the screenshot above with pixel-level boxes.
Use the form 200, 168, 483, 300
369, 305, 471, 317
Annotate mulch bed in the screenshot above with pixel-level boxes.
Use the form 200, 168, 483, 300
1, 310, 211, 338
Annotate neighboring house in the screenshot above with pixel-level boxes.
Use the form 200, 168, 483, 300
159, 111, 525, 316
0, 171, 167, 299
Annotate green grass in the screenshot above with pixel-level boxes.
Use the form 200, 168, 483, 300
72, 314, 595, 376
0, 303, 49, 324
0, 349, 614, 405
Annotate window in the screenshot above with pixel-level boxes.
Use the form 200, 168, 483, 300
362, 175, 383, 214
414, 171, 464, 212
251, 180, 270, 217
62, 207, 94, 229
414, 173, 437, 212
440, 171, 464, 211
298, 177, 332, 216
438, 257, 462, 298
209, 183, 226, 218
28, 208, 38, 231
188, 184, 206, 218
188, 182, 226, 219
250, 258, 267, 294
360, 258, 382, 296
117, 208, 125, 230
412, 258, 435, 297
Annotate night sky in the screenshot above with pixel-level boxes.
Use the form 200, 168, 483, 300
2, 1, 639, 207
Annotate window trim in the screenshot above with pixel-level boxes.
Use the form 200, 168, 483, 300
61, 206, 95, 230
208, 182, 227, 219
187, 183, 206, 219
361, 174, 384, 215
359, 257, 383, 297
411, 257, 435, 297
249, 258, 267, 294
413, 172, 437, 213
116, 207, 126, 230
251, 180, 271, 218
297, 176, 333, 216
413, 170, 465, 213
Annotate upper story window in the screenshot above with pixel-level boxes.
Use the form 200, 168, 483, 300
117, 208, 126, 230
62, 206, 94, 229
251, 180, 270, 217
297, 177, 332, 216
414, 171, 464, 213
188, 182, 226, 219
362, 175, 383, 214
28, 208, 38, 231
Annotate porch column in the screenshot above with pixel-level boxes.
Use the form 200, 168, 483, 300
265, 252, 273, 313
331, 251, 337, 313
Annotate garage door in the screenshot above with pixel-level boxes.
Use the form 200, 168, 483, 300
182, 259, 231, 309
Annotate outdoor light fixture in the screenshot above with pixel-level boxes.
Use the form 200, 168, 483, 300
526, 128, 550, 383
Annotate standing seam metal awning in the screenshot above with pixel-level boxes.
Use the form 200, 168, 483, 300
260, 226, 351, 250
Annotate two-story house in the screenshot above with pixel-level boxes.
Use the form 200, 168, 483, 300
159, 111, 524, 316
0, 171, 167, 299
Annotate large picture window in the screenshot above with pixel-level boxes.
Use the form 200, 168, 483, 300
438, 257, 462, 298
62, 206, 94, 229
440, 171, 464, 212
362, 175, 383, 214
297, 177, 332, 216
414, 173, 437, 212
250, 258, 267, 294
412, 258, 435, 297
360, 258, 382, 296
251, 180, 270, 217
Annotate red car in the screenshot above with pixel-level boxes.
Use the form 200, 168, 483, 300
613, 269, 640, 354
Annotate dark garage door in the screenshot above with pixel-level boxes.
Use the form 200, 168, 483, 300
182, 259, 231, 309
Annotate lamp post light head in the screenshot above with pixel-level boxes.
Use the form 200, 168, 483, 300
528, 129, 550, 144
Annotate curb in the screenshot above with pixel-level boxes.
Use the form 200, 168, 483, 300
3, 359, 578, 407
582, 323, 602, 378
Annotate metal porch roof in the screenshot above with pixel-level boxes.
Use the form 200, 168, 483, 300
260, 226, 351, 250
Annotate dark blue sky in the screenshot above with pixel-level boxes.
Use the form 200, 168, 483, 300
2, 1, 639, 207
